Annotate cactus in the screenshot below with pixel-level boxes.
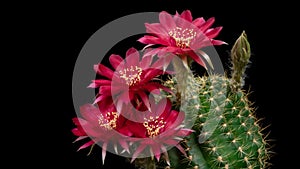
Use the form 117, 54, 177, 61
71, 9, 272, 168
162, 32, 271, 169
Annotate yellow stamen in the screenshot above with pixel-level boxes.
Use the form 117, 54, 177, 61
98, 112, 119, 130
168, 27, 197, 48
119, 66, 142, 86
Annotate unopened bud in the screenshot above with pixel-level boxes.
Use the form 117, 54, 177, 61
231, 31, 251, 91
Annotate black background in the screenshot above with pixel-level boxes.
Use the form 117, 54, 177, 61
15, 1, 296, 168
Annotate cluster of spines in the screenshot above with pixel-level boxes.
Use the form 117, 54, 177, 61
165, 75, 270, 169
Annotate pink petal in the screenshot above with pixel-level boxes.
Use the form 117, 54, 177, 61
164, 139, 179, 146
200, 17, 215, 32
159, 46, 181, 54
168, 110, 185, 128
99, 84, 111, 93
109, 54, 124, 69
142, 69, 163, 82
96, 96, 114, 112
88, 79, 111, 88
211, 39, 227, 45
72, 128, 85, 136
138, 35, 169, 46
176, 129, 194, 137
151, 53, 174, 71
116, 99, 123, 113
119, 90, 130, 103
138, 91, 151, 111
174, 15, 194, 30
176, 144, 187, 156
159, 11, 176, 31
187, 51, 207, 69
102, 142, 108, 165
163, 150, 170, 166
145, 23, 167, 37
131, 144, 147, 163
119, 139, 130, 153
205, 26, 223, 39
126, 47, 140, 66
73, 136, 88, 142
161, 145, 168, 152
140, 53, 153, 70
80, 104, 100, 122
93, 94, 104, 104
144, 82, 165, 94
193, 17, 205, 27
77, 140, 94, 151
152, 98, 170, 117
72, 117, 81, 126
143, 48, 159, 57
127, 121, 147, 138
94, 64, 114, 79
180, 10, 193, 22
152, 144, 161, 161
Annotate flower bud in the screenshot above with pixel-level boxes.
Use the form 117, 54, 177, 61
231, 31, 251, 90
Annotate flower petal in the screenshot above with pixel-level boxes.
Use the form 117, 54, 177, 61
138, 35, 169, 46
126, 47, 140, 66
94, 64, 114, 79
140, 52, 153, 70
80, 104, 100, 123
197, 49, 214, 69
180, 10, 193, 22
73, 136, 88, 142
138, 91, 151, 111
176, 128, 194, 137
211, 39, 227, 45
99, 85, 111, 95
145, 23, 167, 37
109, 54, 124, 69
200, 17, 215, 32
205, 26, 223, 39
72, 128, 86, 136
187, 51, 207, 69
152, 144, 161, 161
193, 17, 205, 27
102, 142, 108, 165
176, 144, 187, 156
144, 82, 165, 94
159, 11, 176, 30
118, 90, 131, 104
151, 53, 174, 71
119, 138, 130, 153
142, 69, 164, 82
77, 140, 94, 151
131, 144, 147, 163
88, 79, 111, 88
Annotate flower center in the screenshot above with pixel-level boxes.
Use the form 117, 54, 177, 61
119, 66, 143, 86
168, 27, 197, 48
98, 112, 119, 130
143, 116, 166, 138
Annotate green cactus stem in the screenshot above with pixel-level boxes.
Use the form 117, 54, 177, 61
166, 32, 270, 169
166, 75, 270, 169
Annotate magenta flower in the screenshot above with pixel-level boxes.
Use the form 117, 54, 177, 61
138, 10, 226, 69
128, 98, 193, 162
89, 47, 171, 111
72, 104, 133, 164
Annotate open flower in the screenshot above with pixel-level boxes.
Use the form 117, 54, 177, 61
128, 98, 193, 162
138, 10, 226, 69
72, 104, 133, 164
89, 47, 171, 111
